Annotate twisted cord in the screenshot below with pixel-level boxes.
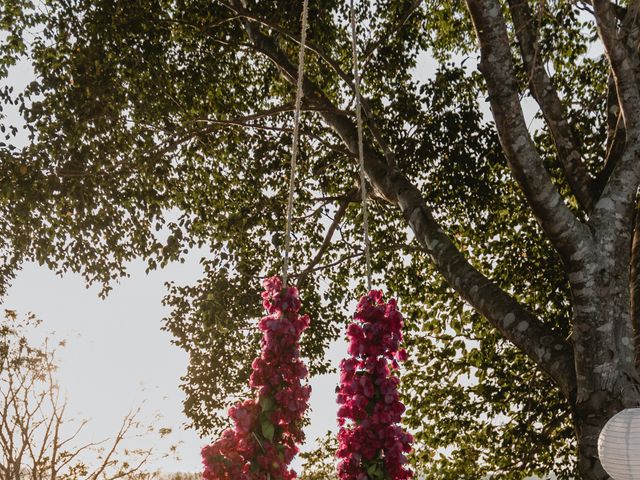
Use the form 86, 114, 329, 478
282, 0, 310, 287
350, 0, 372, 290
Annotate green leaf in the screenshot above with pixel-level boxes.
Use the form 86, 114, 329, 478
260, 396, 274, 413
261, 420, 275, 442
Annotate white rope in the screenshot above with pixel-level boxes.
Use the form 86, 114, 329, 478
282, 0, 309, 287
350, 0, 372, 291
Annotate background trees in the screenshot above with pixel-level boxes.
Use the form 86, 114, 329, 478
2, 0, 640, 478
0, 311, 173, 480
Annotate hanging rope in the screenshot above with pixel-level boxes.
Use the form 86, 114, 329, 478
282, 0, 310, 287
350, 0, 373, 291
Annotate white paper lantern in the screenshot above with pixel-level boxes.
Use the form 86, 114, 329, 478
598, 408, 640, 479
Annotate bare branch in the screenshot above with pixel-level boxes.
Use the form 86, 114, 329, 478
508, 0, 595, 212
290, 243, 416, 279
296, 187, 359, 289
148, 103, 341, 159
0, 321, 161, 480
86, 408, 142, 480
466, 0, 592, 268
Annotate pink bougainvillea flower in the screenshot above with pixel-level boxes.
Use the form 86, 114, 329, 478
336, 290, 413, 480
201, 276, 311, 480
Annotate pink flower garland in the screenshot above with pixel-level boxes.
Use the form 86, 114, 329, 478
336, 290, 413, 480
201, 277, 311, 480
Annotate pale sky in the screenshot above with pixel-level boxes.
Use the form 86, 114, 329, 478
5, 258, 345, 473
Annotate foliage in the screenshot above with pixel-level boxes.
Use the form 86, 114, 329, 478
0, 0, 616, 477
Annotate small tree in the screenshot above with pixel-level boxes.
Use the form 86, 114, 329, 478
0, 310, 171, 480
298, 433, 338, 480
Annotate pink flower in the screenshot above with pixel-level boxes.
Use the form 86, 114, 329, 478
202, 276, 311, 480
336, 291, 413, 480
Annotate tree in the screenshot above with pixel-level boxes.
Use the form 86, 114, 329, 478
1, 0, 639, 478
299, 432, 338, 480
0, 311, 171, 480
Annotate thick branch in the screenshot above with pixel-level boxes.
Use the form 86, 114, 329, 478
590, 0, 640, 243
508, 0, 594, 212
237, 8, 577, 396
592, 0, 640, 132
467, 0, 591, 270
296, 188, 358, 289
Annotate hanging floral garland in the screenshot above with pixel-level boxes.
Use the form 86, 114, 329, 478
201, 277, 311, 480
336, 290, 413, 480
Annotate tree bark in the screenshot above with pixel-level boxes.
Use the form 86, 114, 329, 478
573, 388, 640, 479
569, 244, 640, 477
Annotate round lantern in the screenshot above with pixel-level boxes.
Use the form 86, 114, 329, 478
598, 408, 640, 479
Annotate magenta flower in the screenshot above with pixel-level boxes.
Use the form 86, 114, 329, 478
336, 290, 413, 480
201, 276, 311, 480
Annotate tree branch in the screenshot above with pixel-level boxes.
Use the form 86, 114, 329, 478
593, 111, 626, 200
289, 243, 416, 279
592, 73, 625, 201
466, 0, 592, 270
218, 0, 398, 167
508, 0, 594, 212
592, 0, 640, 133
296, 187, 359, 289
235, 5, 577, 397
86, 409, 138, 480
589, 0, 640, 245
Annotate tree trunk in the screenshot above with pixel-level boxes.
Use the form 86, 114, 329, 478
573, 392, 628, 479
571, 255, 640, 479
566, 226, 640, 477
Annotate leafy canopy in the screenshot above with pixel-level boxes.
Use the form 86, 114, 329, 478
0, 1, 606, 478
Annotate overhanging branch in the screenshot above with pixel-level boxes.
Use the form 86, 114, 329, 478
235, 4, 577, 397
